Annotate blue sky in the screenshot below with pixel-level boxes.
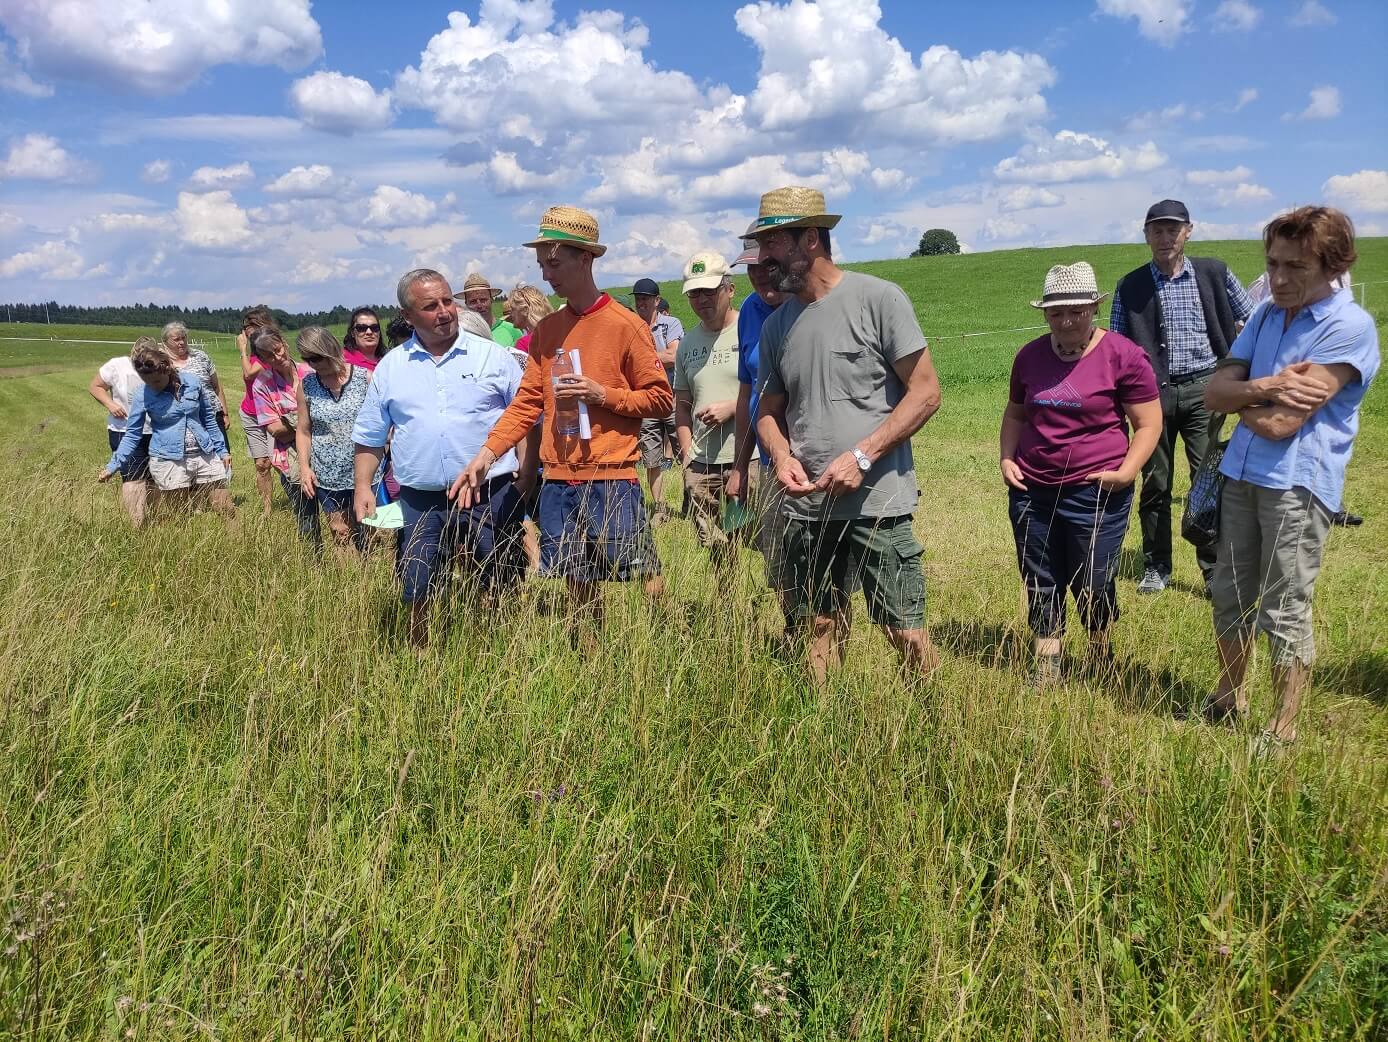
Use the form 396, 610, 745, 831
1, 0, 1384, 309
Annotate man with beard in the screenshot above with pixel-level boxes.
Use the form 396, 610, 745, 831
460, 272, 523, 348
751, 186, 944, 683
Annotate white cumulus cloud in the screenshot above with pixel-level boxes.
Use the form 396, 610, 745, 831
1096, 0, 1191, 45
998, 186, 1065, 212
264, 164, 348, 198
870, 168, 915, 193
486, 153, 565, 196
1215, 183, 1273, 205
1232, 88, 1258, 112
0, 239, 85, 279
0, 0, 322, 94
1213, 0, 1261, 31
1322, 170, 1388, 214
1289, 1, 1337, 27
0, 133, 89, 181
364, 185, 436, 228
289, 70, 393, 133
187, 162, 255, 191
175, 190, 252, 249
736, 0, 1053, 145
994, 130, 1167, 184
1186, 166, 1255, 185
1284, 85, 1341, 121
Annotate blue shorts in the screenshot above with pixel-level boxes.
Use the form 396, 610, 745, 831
396, 479, 525, 603
107, 429, 151, 482
316, 486, 354, 514
537, 479, 661, 583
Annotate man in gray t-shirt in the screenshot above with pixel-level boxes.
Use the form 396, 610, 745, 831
751, 185, 943, 684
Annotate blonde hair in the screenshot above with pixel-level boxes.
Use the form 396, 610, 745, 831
130, 336, 173, 371
508, 285, 554, 330
251, 326, 287, 361
296, 325, 343, 363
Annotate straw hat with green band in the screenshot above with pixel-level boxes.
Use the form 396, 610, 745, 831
522, 204, 607, 257
747, 185, 842, 237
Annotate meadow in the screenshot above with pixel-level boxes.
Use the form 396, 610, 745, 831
0, 240, 1384, 1039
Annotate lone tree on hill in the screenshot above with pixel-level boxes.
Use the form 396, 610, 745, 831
911, 228, 960, 257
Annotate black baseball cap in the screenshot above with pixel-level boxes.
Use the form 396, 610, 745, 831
633, 277, 660, 297
1145, 199, 1191, 225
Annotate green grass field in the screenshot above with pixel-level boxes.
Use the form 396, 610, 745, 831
1, 241, 1384, 1039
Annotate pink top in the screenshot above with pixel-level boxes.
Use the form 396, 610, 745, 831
343, 347, 381, 372
1008, 331, 1158, 487
251, 362, 311, 474
238, 358, 265, 418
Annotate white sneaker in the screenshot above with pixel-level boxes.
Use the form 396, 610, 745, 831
1137, 567, 1168, 594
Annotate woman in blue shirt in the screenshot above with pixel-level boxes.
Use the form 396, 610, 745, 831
1203, 207, 1379, 746
98, 338, 236, 521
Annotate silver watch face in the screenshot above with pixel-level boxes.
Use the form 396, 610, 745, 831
854, 450, 871, 472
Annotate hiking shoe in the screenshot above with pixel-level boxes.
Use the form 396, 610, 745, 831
1136, 568, 1168, 594
1331, 509, 1363, 527
1029, 653, 1062, 689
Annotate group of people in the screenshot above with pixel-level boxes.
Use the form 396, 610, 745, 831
89, 187, 1379, 747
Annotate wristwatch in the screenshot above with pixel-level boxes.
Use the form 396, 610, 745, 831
852, 448, 872, 473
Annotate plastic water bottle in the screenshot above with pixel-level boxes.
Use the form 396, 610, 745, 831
551, 348, 581, 436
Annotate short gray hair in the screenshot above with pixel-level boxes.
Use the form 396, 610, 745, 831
458, 310, 495, 341
251, 326, 286, 360
397, 268, 449, 310
161, 320, 187, 343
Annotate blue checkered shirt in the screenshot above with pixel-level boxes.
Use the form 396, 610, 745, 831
1110, 259, 1254, 376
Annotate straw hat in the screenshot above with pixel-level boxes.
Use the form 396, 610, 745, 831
747, 185, 842, 237
1029, 261, 1109, 309
462, 273, 492, 294
522, 204, 606, 257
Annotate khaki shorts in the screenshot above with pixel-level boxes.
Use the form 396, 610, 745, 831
1211, 479, 1332, 668
780, 514, 926, 630
149, 451, 228, 491
638, 412, 677, 471
683, 461, 741, 555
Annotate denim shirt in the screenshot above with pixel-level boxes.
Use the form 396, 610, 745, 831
105, 372, 228, 475
1219, 289, 1380, 511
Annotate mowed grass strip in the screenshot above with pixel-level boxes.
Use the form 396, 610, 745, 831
0, 241, 1384, 1039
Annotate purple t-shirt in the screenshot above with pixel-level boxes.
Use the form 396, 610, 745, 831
1009, 331, 1158, 487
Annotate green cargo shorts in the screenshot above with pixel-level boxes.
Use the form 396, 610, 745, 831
780, 514, 926, 629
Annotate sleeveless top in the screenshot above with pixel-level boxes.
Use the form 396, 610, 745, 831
303, 365, 369, 490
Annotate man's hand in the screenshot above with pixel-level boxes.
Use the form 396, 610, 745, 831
775, 454, 817, 497
695, 399, 736, 426
300, 467, 317, 499
354, 485, 377, 524
111, 404, 128, 420
449, 448, 498, 508
725, 464, 748, 502
96, 467, 114, 483
1087, 467, 1138, 491
1264, 362, 1331, 411
552, 375, 608, 407
1001, 458, 1028, 490
814, 451, 866, 497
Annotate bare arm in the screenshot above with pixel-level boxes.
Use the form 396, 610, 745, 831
237, 332, 264, 384
1237, 362, 1358, 441
655, 337, 679, 370
999, 401, 1028, 489
1205, 360, 1333, 413
88, 374, 124, 417
294, 383, 315, 495
674, 390, 694, 464
756, 391, 815, 496
732, 382, 755, 471
1087, 398, 1164, 489
352, 444, 385, 522
813, 346, 943, 497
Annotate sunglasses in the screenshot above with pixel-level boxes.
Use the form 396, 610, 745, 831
134, 363, 163, 375
353, 323, 380, 334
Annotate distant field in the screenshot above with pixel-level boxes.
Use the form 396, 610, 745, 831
0, 242, 1383, 1039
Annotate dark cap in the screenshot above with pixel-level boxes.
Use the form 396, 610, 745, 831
1145, 199, 1191, 225
633, 277, 660, 297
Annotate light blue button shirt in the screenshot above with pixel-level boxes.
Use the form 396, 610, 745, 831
352, 332, 521, 491
1220, 289, 1380, 512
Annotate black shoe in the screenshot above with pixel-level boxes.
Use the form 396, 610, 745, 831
1331, 509, 1364, 527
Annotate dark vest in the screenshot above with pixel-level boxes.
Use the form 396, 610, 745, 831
1115, 256, 1239, 390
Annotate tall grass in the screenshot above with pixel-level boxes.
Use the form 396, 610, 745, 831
0, 241, 1384, 1039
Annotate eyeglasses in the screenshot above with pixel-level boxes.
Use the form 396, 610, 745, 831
353, 323, 380, 334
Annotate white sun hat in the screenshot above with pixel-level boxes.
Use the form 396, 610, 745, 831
1029, 261, 1110, 309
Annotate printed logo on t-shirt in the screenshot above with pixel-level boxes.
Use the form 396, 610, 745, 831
1031, 378, 1083, 409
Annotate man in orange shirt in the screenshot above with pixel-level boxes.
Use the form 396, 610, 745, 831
453, 205, 673, 631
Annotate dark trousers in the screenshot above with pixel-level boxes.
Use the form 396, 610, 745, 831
1009, 483, 1133, 637
280, 472, 320, 546
396, 479, 525, 603
1140, 374, 1217, 579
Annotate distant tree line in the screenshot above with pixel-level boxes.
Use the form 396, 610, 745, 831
0, 301, 401, 332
